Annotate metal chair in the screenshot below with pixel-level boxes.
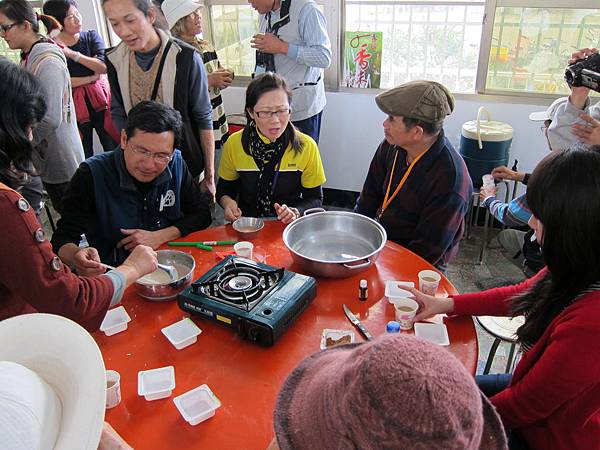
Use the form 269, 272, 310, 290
476, 315, 524, 374
464, 180, 513, 264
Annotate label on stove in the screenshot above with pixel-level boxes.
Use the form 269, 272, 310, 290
216, 315, 232, 325
183, 302, 214, 318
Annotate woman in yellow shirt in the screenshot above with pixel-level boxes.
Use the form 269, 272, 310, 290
217, 73, 326, 224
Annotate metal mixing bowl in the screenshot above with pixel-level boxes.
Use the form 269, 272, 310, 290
135, 250, 195, 301
283, 211, 387, 278
232, 217, 264, 240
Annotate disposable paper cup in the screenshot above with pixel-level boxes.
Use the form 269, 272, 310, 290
482, 174, 495, 187
394, 298, 419, 330
418, 270, 441, 295
234, 241, 254, 259
106, 370, 121, 409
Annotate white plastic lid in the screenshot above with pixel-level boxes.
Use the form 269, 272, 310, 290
462, 120, 513, 142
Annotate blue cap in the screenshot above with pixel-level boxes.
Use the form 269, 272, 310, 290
386, 321, 401, 333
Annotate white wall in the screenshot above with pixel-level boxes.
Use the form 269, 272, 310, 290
222, 87, 553, 193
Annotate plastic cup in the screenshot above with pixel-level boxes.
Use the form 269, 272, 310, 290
394, 298, 419, 330
234, 241, 254, 259
173, 384, 221, 426
106, 370, 121, 409
482, 174, 495, 187
100, 306, 131, 336
418, 270, 441, 295
138, 366, 176, 401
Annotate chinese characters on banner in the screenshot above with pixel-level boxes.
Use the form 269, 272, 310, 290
344, 31, 383, 89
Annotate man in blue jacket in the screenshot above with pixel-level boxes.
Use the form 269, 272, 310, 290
52, 101, 212, 275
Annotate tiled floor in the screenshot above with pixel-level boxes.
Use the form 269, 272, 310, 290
449, 226, 526, 375
41, 204, 524, 375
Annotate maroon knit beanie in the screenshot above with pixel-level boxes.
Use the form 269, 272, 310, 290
274, 334, 507, 450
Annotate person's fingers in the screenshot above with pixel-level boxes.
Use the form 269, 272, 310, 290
87, 247, 101, 263
578, 113, 599, 126
117, 234, 135, 248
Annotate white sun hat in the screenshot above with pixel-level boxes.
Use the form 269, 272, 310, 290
162, 0, 203, 30
0, 314, 106, 450
529, 97, 569, 121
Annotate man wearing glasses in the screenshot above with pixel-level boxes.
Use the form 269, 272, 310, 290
52, 101, 212, 275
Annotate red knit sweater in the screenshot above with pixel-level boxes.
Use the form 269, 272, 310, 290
453, 269, 600, 450
0, 184, 114, 331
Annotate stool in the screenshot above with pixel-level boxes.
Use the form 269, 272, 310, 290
476, 315, 524, 374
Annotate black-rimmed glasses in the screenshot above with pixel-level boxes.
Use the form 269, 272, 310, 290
129, 145, 173, 164
254, 109, 291, 119
0, 22, 19, 34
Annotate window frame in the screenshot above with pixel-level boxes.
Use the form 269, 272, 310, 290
203, 0, 341, 89
92, 0, 598, 101
477, 0, 600, 96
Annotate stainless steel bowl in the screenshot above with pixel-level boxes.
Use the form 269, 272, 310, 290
232, 217, 264, 240
283, 211, 387, 278
135, 250, 195, 301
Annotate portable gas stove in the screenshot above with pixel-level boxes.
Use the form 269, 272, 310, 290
177, 256, 317, 346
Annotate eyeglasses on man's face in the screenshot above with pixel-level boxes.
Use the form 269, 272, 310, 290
129, 144, 173, 164
0, 22, 19, 34
254, 109, 291, 119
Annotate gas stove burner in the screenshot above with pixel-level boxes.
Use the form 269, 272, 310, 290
227, 275, 254, 291
191, 258, 285, 310
179, 256, 317, 346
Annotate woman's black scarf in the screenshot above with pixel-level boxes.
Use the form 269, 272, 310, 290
247, 124, 287, 217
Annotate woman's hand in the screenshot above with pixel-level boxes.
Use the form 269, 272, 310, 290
115, 245, 158, 286
222, 198, 242, 222
274, 203, 299, 224
491, 165, 525, 182
405, 286, 454, 322
571, 113, 600, 145
207, 70, 233, 90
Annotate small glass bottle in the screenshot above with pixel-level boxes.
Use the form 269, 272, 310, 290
358, 279, 368, 301
386, 321, 401, 333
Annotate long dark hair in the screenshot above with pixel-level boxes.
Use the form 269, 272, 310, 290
0, 0, 61, 35
42, 0, 77, 27
242, 72, 301, 154
512, 148, 600, 345
0, 57, 47, 188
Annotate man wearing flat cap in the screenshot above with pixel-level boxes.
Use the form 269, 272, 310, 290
355, 80, 472, 270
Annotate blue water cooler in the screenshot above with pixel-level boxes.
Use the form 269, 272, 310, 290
460, 107, 514, 187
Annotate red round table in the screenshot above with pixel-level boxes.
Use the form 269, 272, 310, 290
97, 221, 477, 449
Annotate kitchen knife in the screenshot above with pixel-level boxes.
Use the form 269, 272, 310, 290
342, 304, 373, 341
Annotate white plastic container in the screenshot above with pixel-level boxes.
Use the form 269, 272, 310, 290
320, 329, 355, 350
173, 384, 221, 426
414, 323, 450, 346
161, 318, 202, 350
385, 281, 414, 304
137, 366, 176, 401
100, 306, 131, 336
